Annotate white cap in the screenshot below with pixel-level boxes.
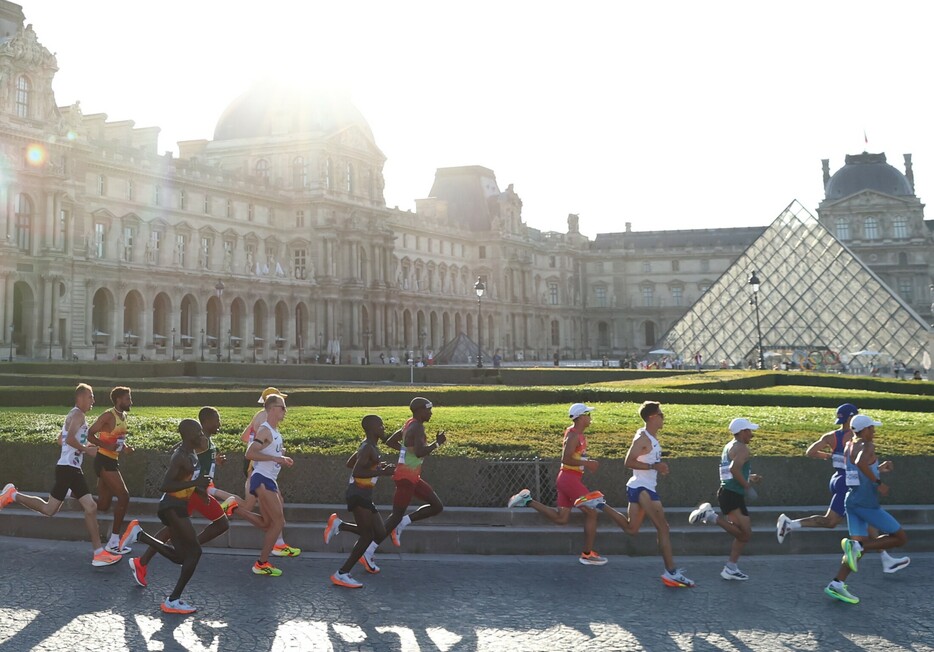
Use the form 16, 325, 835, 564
729, 417, 759, 435
850, 414, 882, 432
569, 403, 594, 420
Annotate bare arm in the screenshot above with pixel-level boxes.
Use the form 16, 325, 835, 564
86, 411, 115, 449
623, 434, 652, 471
240, 411, 265, 443
411, 423, 445, 458
805, 431, 836, 460
160, 450, 210, 494
351, 444, 395, 478
382, 427, 404, 451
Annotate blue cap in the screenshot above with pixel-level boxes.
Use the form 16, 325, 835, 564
835, 403, 858, 424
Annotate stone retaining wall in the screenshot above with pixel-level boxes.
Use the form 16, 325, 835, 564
4, 443, 930, 507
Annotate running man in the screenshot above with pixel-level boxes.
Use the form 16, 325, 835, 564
825, 415, 908, 604
245, 393, 294, 576
0, 383, 121, 567
130, 407, 263, 586
689, 417, 763, 581
239, 386, 300, 557
507, 403, 608, 566
120, 418, 210, 614
325, 414, 396, 588
776, 403, 908, 573
361, 397, 446, 563
86, 385, 135, 554
600, 401, 694, 585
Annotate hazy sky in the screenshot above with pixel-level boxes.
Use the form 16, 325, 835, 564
22, 1, 933, 238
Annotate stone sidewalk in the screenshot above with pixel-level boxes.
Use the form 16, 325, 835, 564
0, 536, 930, 651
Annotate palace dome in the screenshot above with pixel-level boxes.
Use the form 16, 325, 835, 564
825, 152, 913, 200
213, 81, 375, 143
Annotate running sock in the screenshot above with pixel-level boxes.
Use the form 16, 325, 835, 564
726, 562, 738, 571
789, 520, 803, 530
399, 515, 412, 530
666, 567, 677, 575
366, 541, 378, 556
275, 535, 286, 546
108, 533, 120, 547
94, 547, 104, 555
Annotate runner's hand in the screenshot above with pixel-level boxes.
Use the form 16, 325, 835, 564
583, 458, 599, 473
123, 443, 134, 454
84, 444, 98, 457
879, 460, 894, 472
654, 461, 669, 475
749, 473, 762, 484
279, 456, 294, 467
435, 431, 447, 446
216, 454, 227, 466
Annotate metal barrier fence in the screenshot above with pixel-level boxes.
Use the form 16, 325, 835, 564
459, 458, 560, 508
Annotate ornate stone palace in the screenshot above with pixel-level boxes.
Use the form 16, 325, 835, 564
1, 3, 931, 362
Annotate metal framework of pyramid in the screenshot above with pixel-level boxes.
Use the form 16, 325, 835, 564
433, 332, 489, 365
661, 200, 932, 370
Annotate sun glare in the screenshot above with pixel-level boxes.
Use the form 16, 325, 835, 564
25, 143, 46, 167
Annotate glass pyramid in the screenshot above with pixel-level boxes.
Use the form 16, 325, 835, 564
661, 200, 932, 371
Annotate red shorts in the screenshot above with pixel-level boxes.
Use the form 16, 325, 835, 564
556, 470, 589, 508
392, 478, 436, 509
187, 492, 225, 522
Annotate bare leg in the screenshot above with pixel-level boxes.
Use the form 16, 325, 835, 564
255, 485, 284, 564
77, 494, 104, 550
339, 506, 387, 574
795, 509, 843, 529
527, 500, 571, 525
637, 493, 675, 570
98, 470, 130, 536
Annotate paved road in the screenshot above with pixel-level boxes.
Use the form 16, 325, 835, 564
0, 536, 930, 651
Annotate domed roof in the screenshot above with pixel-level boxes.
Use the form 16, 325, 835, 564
825, 152, 913, 200
213, 82, 375, 143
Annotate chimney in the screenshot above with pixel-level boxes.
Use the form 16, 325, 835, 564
904, 153, 915, 192
821, 159, 830, 188
625, 222, 632, 233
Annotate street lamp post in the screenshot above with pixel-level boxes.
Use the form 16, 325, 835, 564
227, 329, 231, 363
8, 324, 13, 362
298, 334, 303, 365
474, 277, 486, 368
48, 323, 53, 361
748, 271, 765, 370
418, 328, 427, 364
363, 329, 371, 365
252, 334, 257, 364
200, 328, 205, 362
214, 280, 224, 362
171, 327, 176, 361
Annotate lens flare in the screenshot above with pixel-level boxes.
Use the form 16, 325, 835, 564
26, 143, 46, 167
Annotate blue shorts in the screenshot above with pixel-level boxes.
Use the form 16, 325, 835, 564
249, 473, 279, 497
627, 486, 660, 503
845, 503, 901, 538
829, 473, 847, 517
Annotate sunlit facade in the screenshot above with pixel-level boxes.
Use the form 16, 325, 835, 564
0, 5, 931, 363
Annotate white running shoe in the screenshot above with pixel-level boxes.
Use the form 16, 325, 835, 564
507, 488, 532, 508
359, 549, 380, 574
578, 551, 608, 566
720, 565, 749, 581
573, 491, 606, 510
881, 551, 910, 574
331, 571, 363, 588
661, 568, 695, 588
688, 502, 713, 525
776, 513, 792, 544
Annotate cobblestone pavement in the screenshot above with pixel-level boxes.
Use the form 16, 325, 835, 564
0, 536, 930, 651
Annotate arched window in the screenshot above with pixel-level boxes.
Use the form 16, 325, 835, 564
644, 321, 656, 347
597, 322, 610, 348
15, 194, 32, 251
255, 159, 269, 179
551, 320, 560, 346
346, 162, 354, 193
292, 156, 307, 188
325, 158, 333, 190
15, 76, 29, 118
864, 217, 879, 240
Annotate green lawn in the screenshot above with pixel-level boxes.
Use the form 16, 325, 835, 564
3, 401, 931, 459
